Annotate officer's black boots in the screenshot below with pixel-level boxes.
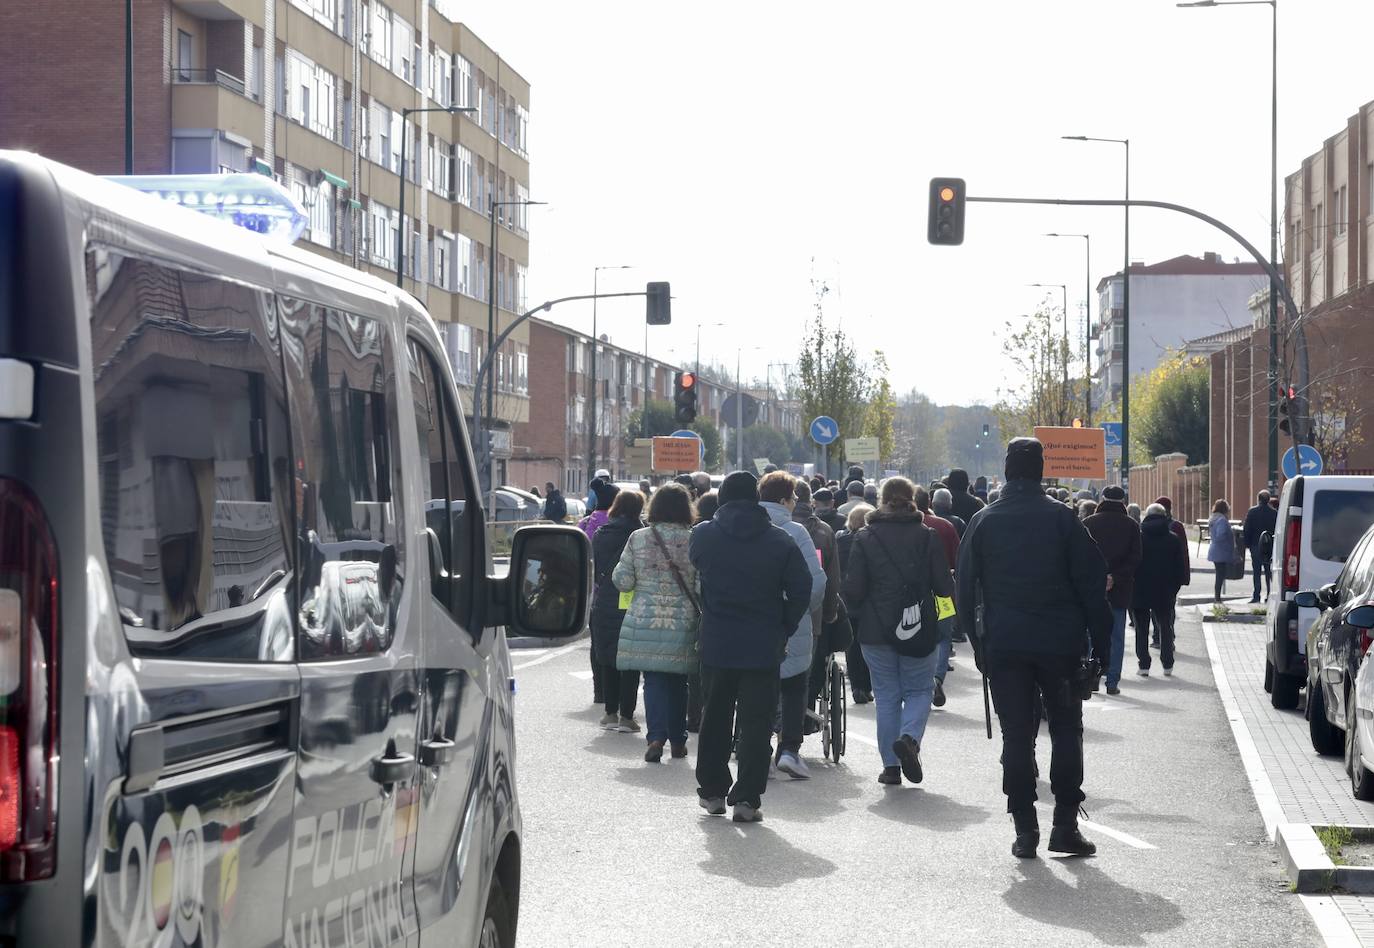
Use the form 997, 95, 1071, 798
1011, 807, 1039, 859
1048, 804, 1097, 857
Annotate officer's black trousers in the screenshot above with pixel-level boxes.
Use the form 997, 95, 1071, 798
987, 651, 1085, 819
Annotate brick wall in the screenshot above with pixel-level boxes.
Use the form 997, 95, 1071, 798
1210, 281, 1374, 501
0, 0, 172, 174
204, 19, 247, 82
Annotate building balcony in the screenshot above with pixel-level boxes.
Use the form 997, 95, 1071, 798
172, 73, 262, 149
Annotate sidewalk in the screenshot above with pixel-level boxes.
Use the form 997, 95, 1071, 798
1207, 614, 1374, 944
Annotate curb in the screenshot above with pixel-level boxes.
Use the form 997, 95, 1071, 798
1278, 823, 1374, 893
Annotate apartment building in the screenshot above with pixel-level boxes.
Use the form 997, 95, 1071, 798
1093, 252, 1265, 409
1211, 96, 1374, 501
512, 319, 731, 493
0, 0, 532, 472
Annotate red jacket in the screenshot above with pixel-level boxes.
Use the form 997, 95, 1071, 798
924, 512, 960, 576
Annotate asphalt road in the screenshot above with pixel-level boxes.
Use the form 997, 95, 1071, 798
510, 606, 1316, 947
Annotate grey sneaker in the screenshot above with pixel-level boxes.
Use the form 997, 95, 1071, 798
617, 716, 641, 733
732, 803, 763, 823
1163, 667, 1173, 677
598, 712, 619, 729
777, 751, 810, 779
698, 796, 726, 816
1136, 668, 1149, 678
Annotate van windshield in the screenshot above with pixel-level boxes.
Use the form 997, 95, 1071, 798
1310, 490, 1374, 563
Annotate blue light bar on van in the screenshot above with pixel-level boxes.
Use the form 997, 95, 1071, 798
107, 173, 309, 243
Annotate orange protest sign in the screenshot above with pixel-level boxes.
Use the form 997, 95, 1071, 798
1033, 426, 1106, 480
652, 436, 701, 473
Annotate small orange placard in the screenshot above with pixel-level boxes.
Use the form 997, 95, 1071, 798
1033, 426, 1107, 480
653, 436, 701, 473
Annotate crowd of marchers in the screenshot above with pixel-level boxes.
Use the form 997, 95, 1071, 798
557, 438, 1232, 859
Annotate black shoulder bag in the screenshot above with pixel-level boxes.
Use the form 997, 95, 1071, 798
868, 526, 940, 658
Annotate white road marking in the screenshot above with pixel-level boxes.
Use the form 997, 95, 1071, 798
1078, 819, 1156, 850
1201, 626, 1286, 840
513, 639, 587, 672
847, 730, 878, 747
569, 670, 594, 681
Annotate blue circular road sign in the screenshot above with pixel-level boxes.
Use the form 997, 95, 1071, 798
1281, 444, 1323, 479
810, 416, 839, 446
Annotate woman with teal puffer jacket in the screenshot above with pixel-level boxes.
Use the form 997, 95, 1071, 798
613, 483, 701, 763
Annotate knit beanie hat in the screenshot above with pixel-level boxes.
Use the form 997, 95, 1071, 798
1102, 485, 1126, 502
718, 471, 759, 505
1004, 439, 1045, 481
593, 481, 619, 511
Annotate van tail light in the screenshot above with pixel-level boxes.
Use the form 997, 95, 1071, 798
0, 478, 59, 882
1283, 518, 1302, 591
1362, 629, 1374, 657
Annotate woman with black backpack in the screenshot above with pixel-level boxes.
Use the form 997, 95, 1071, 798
842, 477, 955, 786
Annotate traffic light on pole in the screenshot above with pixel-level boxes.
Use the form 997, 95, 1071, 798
674, 371, 698, 424
927, 178, 966, 245
1278, 386, 1293, 436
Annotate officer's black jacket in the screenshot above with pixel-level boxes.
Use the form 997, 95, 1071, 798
956, 479, 1113, 661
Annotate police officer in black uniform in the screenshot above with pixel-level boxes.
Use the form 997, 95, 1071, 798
956, 437, 1114, 859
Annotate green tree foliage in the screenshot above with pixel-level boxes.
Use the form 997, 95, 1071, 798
737, 425, 790, 468
994, 306, 1077, 436
862, 352, 897, 462
1132, 354, 1210, 464
692, 417, 723, 470
795, 280, 876, 467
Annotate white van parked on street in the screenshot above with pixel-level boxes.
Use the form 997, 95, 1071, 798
1265, 474, 1374, 709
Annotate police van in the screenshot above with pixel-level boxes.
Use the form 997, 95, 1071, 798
0, 152, 591, 947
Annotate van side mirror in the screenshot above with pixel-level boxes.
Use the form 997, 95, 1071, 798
425, 527, 451, 599
1294, 590, 1319, 609
494, 524, 591, 638
1348, 605, 1374, 630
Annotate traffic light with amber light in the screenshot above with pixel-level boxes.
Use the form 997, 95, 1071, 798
928, 178, 966, 245
1278, 386, 1293, 436
674, 371, 698, 424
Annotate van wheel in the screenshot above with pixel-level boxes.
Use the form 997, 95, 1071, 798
1271, 671, 1301, 710
1264, 658, 1274, 694
480, 876, 514, 948
1309, 683, 1344, 756
1348, 697, 1374, 802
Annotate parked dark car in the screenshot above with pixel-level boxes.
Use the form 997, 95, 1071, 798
1299, 523, 1374, 800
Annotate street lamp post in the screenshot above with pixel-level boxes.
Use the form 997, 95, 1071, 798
397, 106, 477, 287
588, 264, 632, 481
482, 195, 546, 491
1064, 135, 1130, 488
1030, 282, 1070, 424
1178, 0, 1279, 490
1046, 233, 1093, 425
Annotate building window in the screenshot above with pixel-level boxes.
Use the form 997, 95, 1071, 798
455, 234, 473, 296
177, 29, 193, 81
306, 175, 334, 248
370, 200, 397, 266
431, 49, 452, 107
433, 231, 453, 289
443, 322, 474, 385
1336, 185, 1348, 236
454, 143, 473, 207
429, 137, 452, 198
286, 50, 336, 142
454, 55, 474, 111
368, 1, 392, 68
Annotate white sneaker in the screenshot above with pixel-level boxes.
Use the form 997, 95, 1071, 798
777, 751, 811, 779
1137, 669, 1150, 678
1163, 667, 1173, 677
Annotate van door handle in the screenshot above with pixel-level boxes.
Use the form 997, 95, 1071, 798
419, 736, 456, 767
369, 739, 414, 786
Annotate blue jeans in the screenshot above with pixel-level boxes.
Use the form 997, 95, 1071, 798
642, 671, 689, 745
935, 616, 955, 683
862, 643, 938, 767
1106, 608, 1127, 687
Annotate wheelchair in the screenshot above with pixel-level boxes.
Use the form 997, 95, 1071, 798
805, 649, 847, 762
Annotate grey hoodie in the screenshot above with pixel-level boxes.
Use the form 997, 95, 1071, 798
762, 502, 827, 678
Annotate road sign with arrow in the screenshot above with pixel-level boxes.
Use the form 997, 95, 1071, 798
810, 416, 839, 445
1281, 444, 1323, 479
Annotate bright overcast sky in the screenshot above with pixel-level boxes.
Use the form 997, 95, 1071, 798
472, 0, 1374, 406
